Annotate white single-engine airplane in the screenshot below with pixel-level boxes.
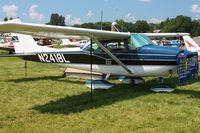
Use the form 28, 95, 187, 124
0, 20, 198, 90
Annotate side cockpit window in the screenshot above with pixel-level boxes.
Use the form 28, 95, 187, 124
82, 40, 128, 53
106, 42, 126, 52
82, 43, 102, 53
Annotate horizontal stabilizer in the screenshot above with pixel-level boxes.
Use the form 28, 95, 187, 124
0, 53, 34, 57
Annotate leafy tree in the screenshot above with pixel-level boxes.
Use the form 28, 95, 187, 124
74, 22, 112, 31
125, 22, 136, 32
78, 22, 96, 29
149, 23, 160, 32
161, 15, 192, 33
4, 17, 8, 21
3, 17, 13, 21
191, 20, 200, 36
115, 19, 126, 32
95, 22, 112, 30
47, 13, 65, 26
134, 20, 150, 33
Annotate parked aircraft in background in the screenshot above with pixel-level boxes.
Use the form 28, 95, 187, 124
0, 35, 16, 53
145, 33, 188, 48
34, 37, 52, 46
59, 38, 89, 47
0, 20, 198, 90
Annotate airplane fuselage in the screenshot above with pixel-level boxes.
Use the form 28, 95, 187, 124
21, 44, 193, 77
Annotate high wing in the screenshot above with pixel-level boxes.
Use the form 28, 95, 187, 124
0, 20, 189, 40
0, 21, 130, 41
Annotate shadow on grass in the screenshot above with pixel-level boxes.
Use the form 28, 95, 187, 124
8, 75, 85, 85
174, 89, 200, 98
32, 76, 200, 115
32, 85, 151, 115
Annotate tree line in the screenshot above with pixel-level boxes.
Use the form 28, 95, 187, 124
4, 13, 200, 37
47, 14, 200, 37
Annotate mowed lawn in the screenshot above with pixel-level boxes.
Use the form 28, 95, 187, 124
0, 57, 200, 133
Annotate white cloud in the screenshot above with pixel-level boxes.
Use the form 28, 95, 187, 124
192, 14, 200, 20
123, 13, 135, 22
87, 10, 93, 18
71, 18, 81, 25
149, 18, 163, 24
191, 4, 200, 13
29, 4, 44, 21
139, 0, 152, 3
65, 14, 81, 25
65, 15, 72, 23
2, 4, 18, 17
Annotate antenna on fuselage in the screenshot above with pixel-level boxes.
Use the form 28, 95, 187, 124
100, 10, 103, 30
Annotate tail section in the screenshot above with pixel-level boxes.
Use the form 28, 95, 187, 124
11, 33, 54, 53
183, 35, 200, 60
7, 19, 54, 53
183, 35, 200, 50
11, 33, 39, 53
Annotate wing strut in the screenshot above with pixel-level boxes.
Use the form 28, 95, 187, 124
94, 40, 133, 74
90, 39, 93, 102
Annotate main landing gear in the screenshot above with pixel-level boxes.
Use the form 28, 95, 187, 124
85, 75, 146, 90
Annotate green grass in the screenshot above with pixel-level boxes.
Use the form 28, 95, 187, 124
0, 57, 200, 133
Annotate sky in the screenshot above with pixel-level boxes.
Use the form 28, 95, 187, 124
0, 0, 200, 25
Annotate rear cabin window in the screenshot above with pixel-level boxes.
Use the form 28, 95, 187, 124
12, 36, 19, 42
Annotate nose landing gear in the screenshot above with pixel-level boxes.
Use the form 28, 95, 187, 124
150, 77, 175, 93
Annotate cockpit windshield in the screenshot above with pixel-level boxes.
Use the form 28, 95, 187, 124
128, 34, 153, 49
82, 34, 153, 53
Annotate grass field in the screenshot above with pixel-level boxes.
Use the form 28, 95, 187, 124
0, 57, 200, 133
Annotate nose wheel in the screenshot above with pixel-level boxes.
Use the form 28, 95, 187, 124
150, 77, 175, 93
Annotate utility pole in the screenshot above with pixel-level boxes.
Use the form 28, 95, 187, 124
101, 10, 103, 30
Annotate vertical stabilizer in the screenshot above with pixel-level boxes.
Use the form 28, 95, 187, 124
183, 35, 200, 60
11, 33, 40, 53
183, 35, 200, 50
11, 33, 55, 53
